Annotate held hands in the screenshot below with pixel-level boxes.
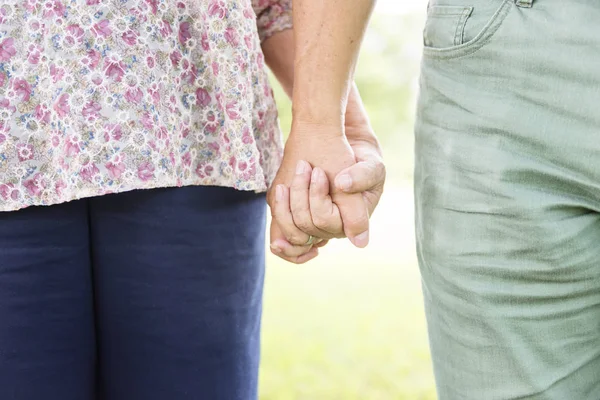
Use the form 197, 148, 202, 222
267, 87, 385, 264
267, 124, 368, 263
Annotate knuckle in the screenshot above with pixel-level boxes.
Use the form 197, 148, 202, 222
295, 219, 313, 233
285, 232, 305, 245
313, 220, 342, 239
291, 211, 312, 229
311, 214, 327, 229
373, 160, 386, 180
291, 204, 310, 216
284, 233, 297, 243
290, 205, 307, 219
312, 214, 334, 231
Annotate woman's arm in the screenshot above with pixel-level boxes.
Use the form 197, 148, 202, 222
262, 29, 295, 97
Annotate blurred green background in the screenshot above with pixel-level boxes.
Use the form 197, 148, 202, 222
259, 2, 437, 399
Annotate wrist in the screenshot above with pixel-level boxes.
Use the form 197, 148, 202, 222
291, 105, 344, 129
344, 84, 376, 141
291, 67, 350, 128
289, 119, 345, 139
291, 92, 346, 128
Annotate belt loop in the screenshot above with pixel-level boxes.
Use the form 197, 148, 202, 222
515, 0, 533, 7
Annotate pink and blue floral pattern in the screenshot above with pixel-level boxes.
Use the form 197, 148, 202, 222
0, 0, 291, 211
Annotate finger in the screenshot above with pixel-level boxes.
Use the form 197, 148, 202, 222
271, 237, 312, 258
269, 216, 313, 258
269, 222, 318, 264
334, 158, 386, 194
315, 239, 329, 248
294, 247, 319, 264
269, 207, 326, 264
273, 183, 311, 246
309, 167, 343, 236
331, 191, 370, 248
289, 160, 318, 236
287, 247, 319, 264
271, 238, 316, 259
270, 241, 319, 264
361, 190, 383, 217
290, 161, 333, 239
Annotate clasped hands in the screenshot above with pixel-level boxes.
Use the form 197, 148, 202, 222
267, 88, 385, 264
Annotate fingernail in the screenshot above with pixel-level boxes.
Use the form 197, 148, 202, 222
351, 230, 369, 248
270, 244, 282, 254
275, 185, 283, 202
336, 174, 352, 191
311, 168, 320, 183
296, 160, 307, 175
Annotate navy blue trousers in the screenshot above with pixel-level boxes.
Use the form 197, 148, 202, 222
0, 186, 266, 400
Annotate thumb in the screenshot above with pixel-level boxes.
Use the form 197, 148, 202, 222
334, 159, 385, 194
269, 217, 287, 246
331, 191, 370, 248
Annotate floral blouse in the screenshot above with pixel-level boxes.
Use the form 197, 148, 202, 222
0, 0, 291, 212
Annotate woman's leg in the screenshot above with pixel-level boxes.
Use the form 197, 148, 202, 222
90, 186, 266, 400
0, 201, 96, 400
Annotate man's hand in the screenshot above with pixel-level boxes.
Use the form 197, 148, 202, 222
335, 83, 385, 216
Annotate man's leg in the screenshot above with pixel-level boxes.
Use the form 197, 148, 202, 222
90, 186, 266, 400
0, 201, 96, 399
416, 1, 600, 398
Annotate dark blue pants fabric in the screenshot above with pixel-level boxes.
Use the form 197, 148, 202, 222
0, 186, 266, 400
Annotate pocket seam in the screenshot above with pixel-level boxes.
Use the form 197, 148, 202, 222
423, 0, 513, 60
453, 7, 474, 46
424, 6, 473, 50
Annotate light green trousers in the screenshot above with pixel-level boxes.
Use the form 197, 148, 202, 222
415, 1, 600, 399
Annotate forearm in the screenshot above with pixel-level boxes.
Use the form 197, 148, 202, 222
252, 0, 295, 96
262, 29, 295, 98
263, 29, 378, 145
292, 0, 376, 127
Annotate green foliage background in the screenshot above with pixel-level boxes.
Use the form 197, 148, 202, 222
259, 9, 436, 400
